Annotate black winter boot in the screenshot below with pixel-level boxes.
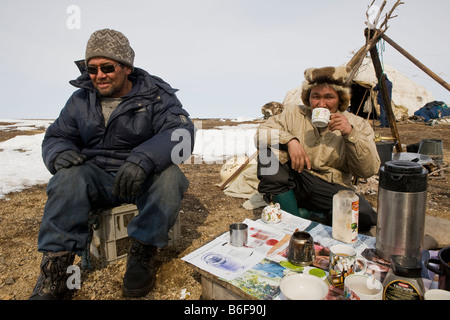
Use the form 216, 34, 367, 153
122, 239, 158, 297
28, 251, 76, 300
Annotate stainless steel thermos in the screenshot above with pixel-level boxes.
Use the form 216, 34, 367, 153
376, 160, 428, 260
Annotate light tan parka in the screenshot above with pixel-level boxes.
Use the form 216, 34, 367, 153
255, 102, 381, 189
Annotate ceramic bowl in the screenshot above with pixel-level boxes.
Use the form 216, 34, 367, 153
280, 273, 329, 300
425, 289, 450, 300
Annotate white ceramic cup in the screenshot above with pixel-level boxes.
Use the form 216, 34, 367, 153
344, 274, 383, 300
311, 107, 331, 127
424, 289, 450, 300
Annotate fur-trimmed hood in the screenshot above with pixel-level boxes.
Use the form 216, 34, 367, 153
301, 66, 352, 112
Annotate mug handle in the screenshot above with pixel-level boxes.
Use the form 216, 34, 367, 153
424, 258, 444, 276
353, 256, 368, 275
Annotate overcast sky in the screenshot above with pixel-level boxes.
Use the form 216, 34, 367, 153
0, 0, 449, 120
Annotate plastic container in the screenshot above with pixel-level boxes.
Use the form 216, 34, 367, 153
332, 190, 359, 243
93, 204, 181, 266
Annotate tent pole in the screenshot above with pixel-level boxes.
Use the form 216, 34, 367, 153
367, 30, 403, 152
379, 33, 450, 92
356, 88, 369, 115
345, 31, 386, 86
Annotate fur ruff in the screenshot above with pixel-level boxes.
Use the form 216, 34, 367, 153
301, 66, 352, 112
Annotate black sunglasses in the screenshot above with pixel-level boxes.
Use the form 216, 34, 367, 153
86, 63, 121, 75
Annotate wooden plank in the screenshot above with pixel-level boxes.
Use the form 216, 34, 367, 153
201, 277, 244, 300
188, 263, 258, 300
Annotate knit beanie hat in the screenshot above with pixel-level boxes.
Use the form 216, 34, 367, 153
301, 66, 351, 112
85, 29, 135, 69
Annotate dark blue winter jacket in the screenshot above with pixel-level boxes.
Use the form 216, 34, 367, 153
42, 62, 195, 175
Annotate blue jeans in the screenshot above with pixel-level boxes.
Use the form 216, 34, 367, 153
37, 162, 189, 255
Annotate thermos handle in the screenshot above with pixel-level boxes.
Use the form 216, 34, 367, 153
424, 258, 444, 276
390, 174, 403, 182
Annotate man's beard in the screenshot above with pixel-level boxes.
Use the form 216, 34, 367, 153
95, 85, 119, 97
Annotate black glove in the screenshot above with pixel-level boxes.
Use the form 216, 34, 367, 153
54, 150, 87, 171
112, 162, 147, 199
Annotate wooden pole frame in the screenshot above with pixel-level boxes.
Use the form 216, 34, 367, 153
366, 29, 403, 152
379, 33, 450, 92
362, 27, 449, 153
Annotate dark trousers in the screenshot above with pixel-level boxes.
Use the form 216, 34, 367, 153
38, 162, 189, 255
379, 103, 389, 127
257, 149, 377, 231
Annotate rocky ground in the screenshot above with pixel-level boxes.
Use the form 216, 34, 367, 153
0, 118, 449, 300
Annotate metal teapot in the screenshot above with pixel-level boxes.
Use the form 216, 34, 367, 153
287, 231, 315, 266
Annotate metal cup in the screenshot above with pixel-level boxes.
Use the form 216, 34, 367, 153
287, 231, 315, 266
230, 223, 248, 247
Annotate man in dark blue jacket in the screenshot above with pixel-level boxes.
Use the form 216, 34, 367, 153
29, 29, 195, 299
